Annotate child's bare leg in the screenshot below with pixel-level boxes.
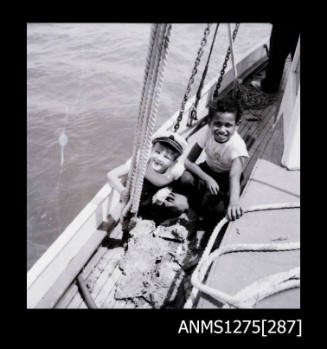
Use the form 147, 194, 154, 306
201, 191, 227, 231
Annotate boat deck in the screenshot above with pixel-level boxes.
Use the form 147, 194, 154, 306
54, 58, 296, 309
195, 156, 300, 308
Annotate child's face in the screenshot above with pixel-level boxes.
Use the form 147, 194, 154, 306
209, 111, 239, 143
149, 142, 178, 173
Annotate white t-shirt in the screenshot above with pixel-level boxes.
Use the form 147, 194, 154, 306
197, 126, 249, 173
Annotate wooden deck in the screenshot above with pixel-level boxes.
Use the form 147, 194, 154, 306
54, 57, 294, 309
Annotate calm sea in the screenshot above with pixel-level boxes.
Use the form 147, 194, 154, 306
27, 23, 271, 270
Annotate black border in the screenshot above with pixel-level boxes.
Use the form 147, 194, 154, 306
21, 14, 310, 343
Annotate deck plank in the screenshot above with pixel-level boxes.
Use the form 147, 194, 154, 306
55, 246, 108, 308
67, 246, 121, 308
97, 265, 123, 308
67, 290, 87, 309
55, 283, 79, 309
83, 247, 124, 308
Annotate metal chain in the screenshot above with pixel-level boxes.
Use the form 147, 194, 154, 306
174, 24, 211, 132
213, 23, 240, 98
187, 23, 220, 127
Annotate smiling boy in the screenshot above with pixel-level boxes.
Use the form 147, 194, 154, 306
185, 96, 249, 231
107, 131, 189, 226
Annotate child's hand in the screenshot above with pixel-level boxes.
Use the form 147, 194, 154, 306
227, 202, 243, 221
204, 176, 220, 195
163, 192, 189, 212
152, 187, 172, 205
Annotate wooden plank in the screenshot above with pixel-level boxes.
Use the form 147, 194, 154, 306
101, 282, 117, 308
72, 247, 124, 309
55, 246, 108, 308
55, 283, 79, 309
67, 290, 87, 309
82, 246, 110, 278
89, 248, 123, 296
70, 246, 121, 308
97, 265, 123, 308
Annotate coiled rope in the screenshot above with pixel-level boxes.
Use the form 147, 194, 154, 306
184, 202, 300, 308
237, 82, 277, 111
124, 24, 172, 224
225, 23, 275, 113
192, 242, 299, 308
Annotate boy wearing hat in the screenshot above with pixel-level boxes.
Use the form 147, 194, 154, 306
107, 131, 189, 225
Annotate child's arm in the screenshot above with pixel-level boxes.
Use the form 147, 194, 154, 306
185, 143, 220, 195
227, 156, 247, 221
106, 161, 130, 202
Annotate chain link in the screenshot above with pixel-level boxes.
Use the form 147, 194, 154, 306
213, 23, 240, 98
174, 24, 211, 132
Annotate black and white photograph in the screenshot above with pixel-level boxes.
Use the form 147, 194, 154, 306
27, 23, 300, 314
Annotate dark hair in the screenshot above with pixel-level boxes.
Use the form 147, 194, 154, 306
208, 96, 243, 123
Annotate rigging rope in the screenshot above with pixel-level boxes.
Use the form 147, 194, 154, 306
187, 23, 220, 127
184, 202, 300, 308
131, 24, 172, 214
123, 24, 172, 228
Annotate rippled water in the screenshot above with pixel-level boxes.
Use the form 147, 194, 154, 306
27, 23, 271, 270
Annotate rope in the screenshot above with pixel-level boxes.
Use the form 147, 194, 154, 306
187, 23, 220, 127
237, 82, 277, 110
131, 24, 172, 214
193, 242, 299, 308
223, 266, 300, 308
123, 24, 172, 223
129, 24, 165, 212
126, 25, 159, 206
184, 202, 300, 308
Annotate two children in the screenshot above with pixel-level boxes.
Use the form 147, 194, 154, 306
108, 95, 248, 233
